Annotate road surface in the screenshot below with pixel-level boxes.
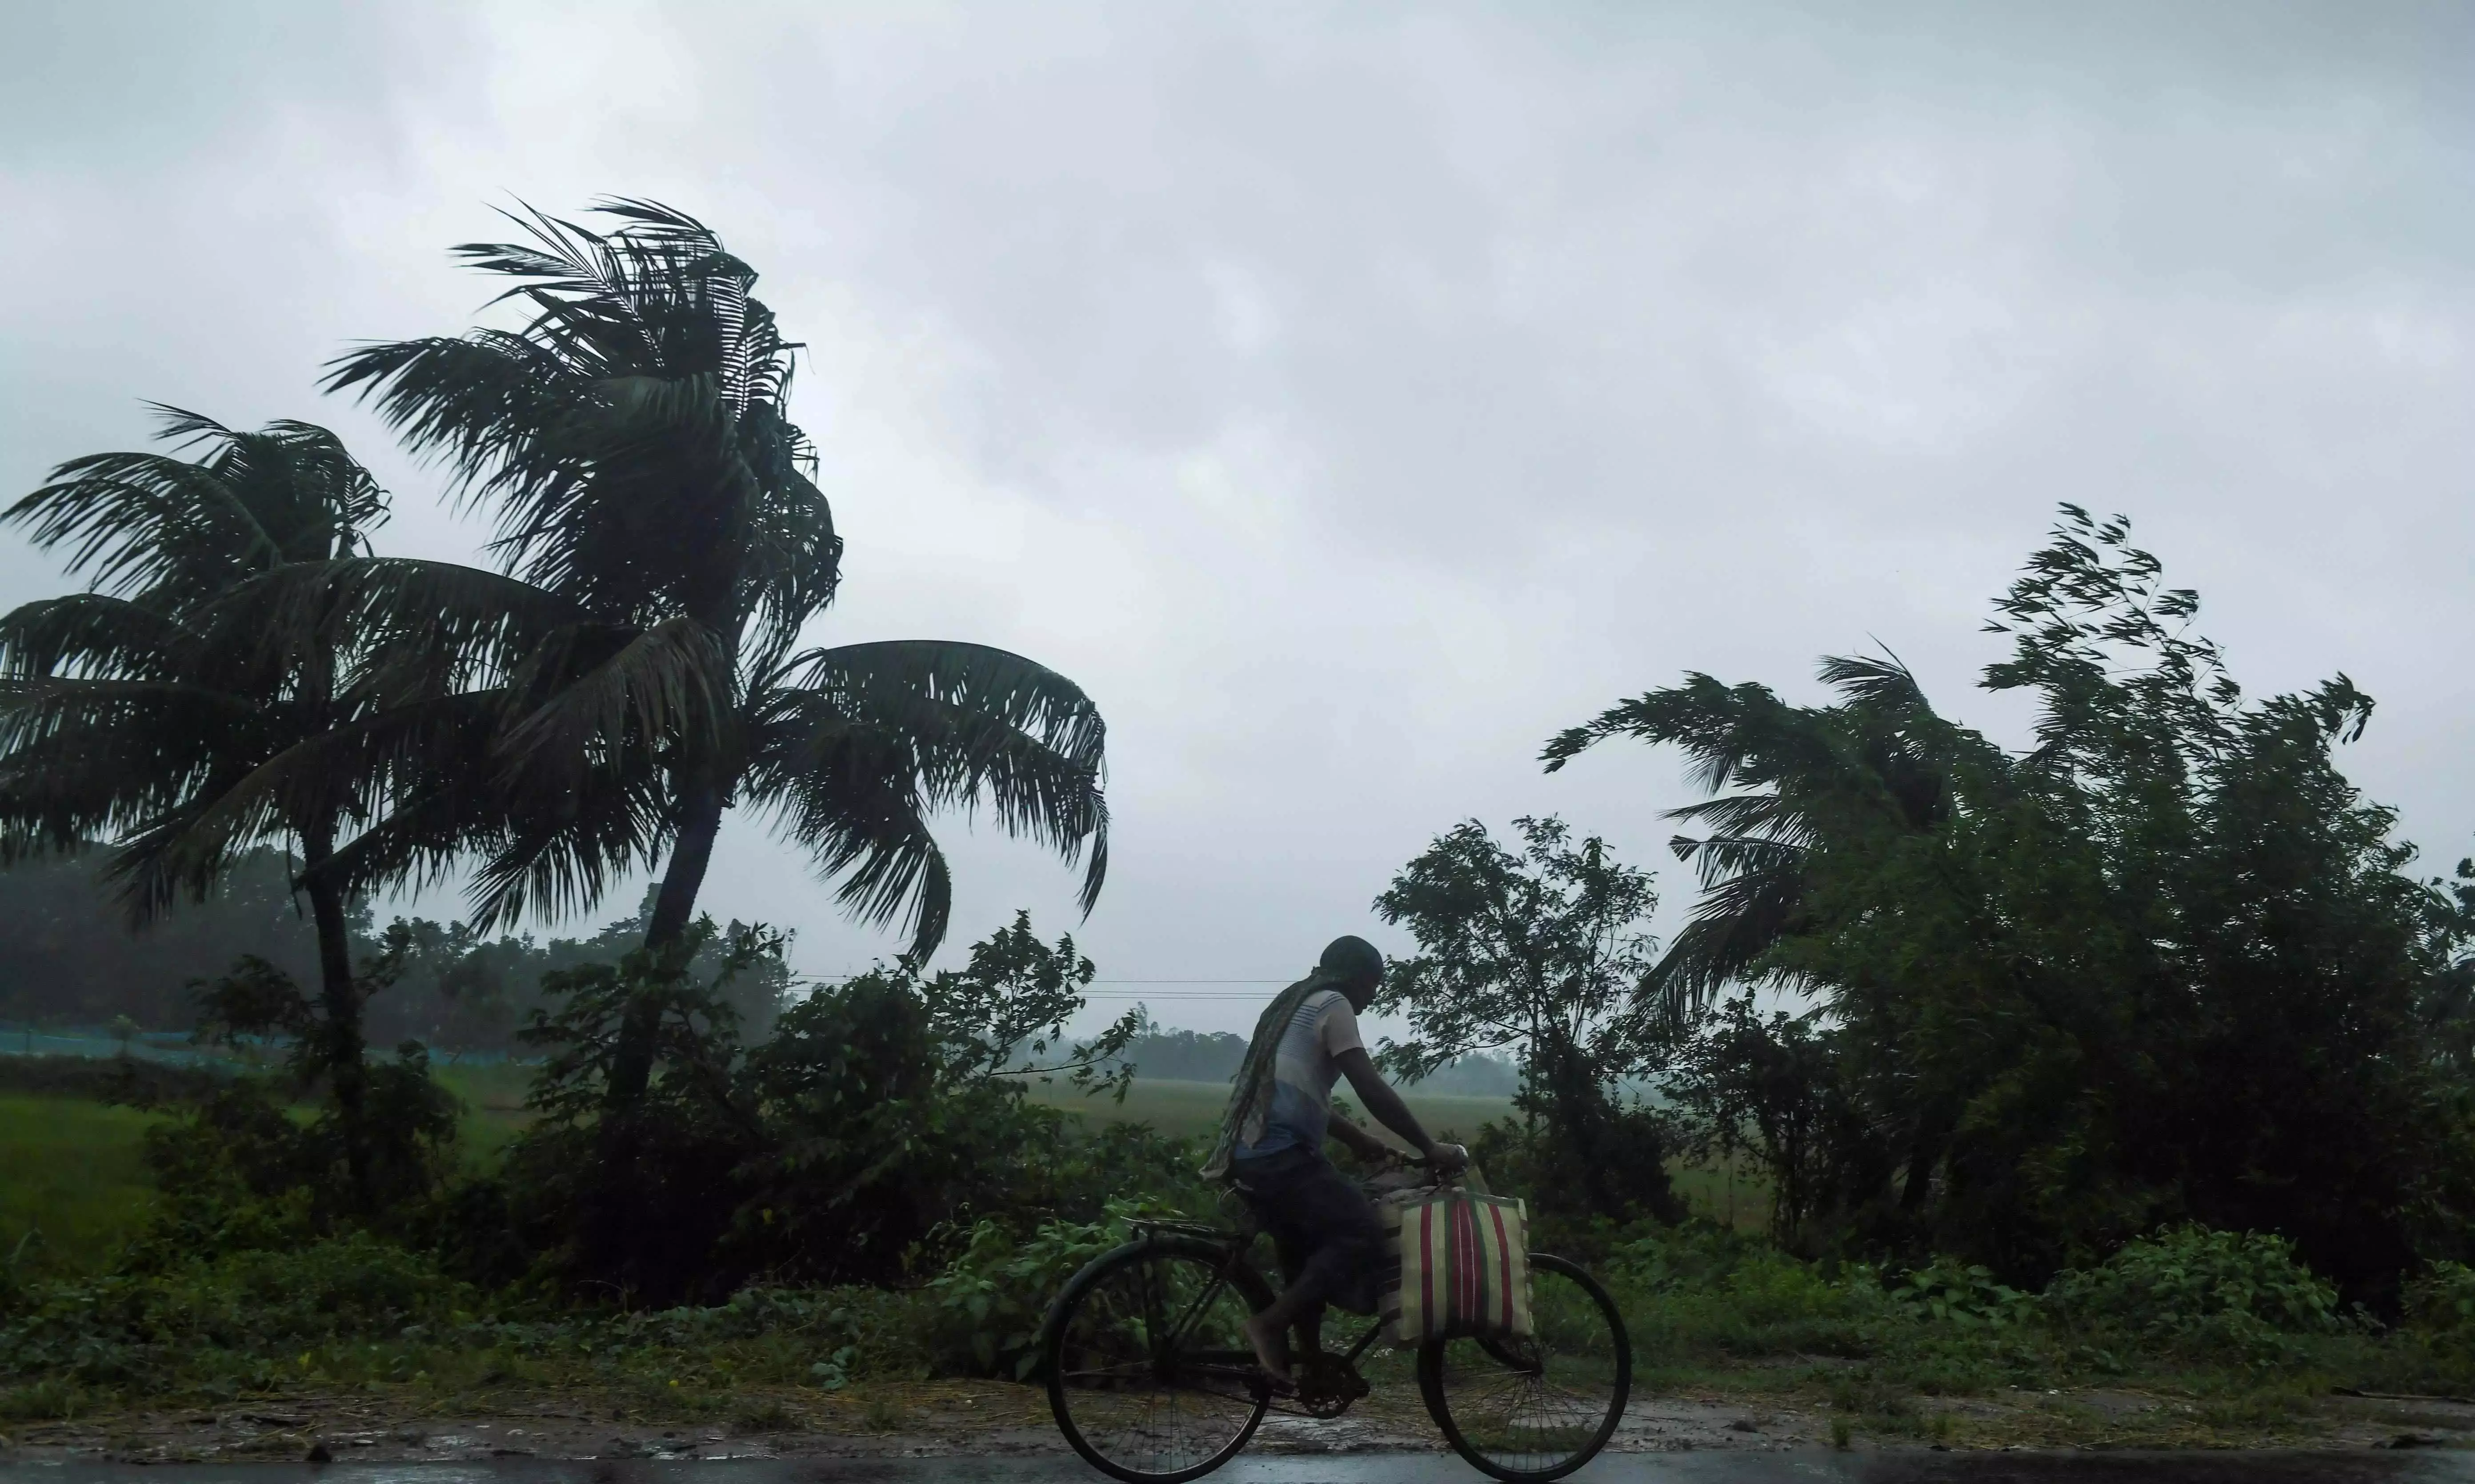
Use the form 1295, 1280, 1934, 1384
6, 1452, 2475, 1484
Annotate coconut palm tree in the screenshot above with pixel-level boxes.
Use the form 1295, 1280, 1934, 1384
321, 200, 1109, 1120
1540, 654, 1965, 1022
0, 410, 417, 1198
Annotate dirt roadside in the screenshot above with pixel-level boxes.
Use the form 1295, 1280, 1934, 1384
7, 1381, 2475, 1465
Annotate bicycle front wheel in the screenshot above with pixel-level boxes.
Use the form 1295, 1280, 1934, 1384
1418, 1253, 1631, 1483
1043, 1235, 1274, 1484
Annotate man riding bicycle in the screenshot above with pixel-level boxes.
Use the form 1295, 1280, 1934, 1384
1202, 935, 1467, 1389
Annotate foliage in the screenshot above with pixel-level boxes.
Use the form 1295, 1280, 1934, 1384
1562, 508, 2475, 1296
0, 410, 395, 912
1375, 815, 1682, 1224
1664, 992, 1864, 1244
136, 1063, 459, 1254
2402, 1260, 2475, 1342
179, 933, 463, 1220
925, 1198, 1196, 1377
921, 911, 1137, 1099
0, 1225, 936, 1413
1606, 1222, 1886, 1359
1886, 1258, 2037, 1331
499, 912, 1185, 1305
0, 412, 465, 1208
2046, 1225, 2347, 1362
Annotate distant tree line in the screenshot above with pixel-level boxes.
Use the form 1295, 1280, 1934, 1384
0, 848, 329, 1029
0, 857, 783, 1056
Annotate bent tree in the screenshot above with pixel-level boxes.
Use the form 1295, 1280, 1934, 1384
324, 200, 1111, 1124
1547, 508, 2474, 1292
0, 411, 408, 1202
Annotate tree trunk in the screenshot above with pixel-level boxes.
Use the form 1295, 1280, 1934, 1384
300, 820, 372, 1210
1898, 1109, 1948, 1215
601, 776, 727, 1120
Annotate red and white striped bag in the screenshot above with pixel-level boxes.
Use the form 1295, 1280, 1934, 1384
1378, 1191, 1532, 1346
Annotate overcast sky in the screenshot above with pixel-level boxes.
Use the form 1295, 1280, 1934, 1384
5, 1, 2470, 1036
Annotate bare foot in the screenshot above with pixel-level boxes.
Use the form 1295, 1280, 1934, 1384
1242, 1312, 1293, 1388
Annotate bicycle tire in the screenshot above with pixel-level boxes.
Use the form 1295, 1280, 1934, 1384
1043, 1234, 1275, 1484
1418, 1253, 1631, 1483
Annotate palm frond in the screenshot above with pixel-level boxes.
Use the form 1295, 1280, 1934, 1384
497, 616, 733, 782
6, 449, 282, 596
0, 595, 197, 680
777, 640, 1109, 913
745, 744, 954, 961
1640, 848, 1811, 1021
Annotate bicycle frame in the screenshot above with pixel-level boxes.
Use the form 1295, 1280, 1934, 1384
1125, 1219, 1387, 1416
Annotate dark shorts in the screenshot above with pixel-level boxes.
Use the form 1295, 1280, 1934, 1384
1228, 1145, 1386, 1316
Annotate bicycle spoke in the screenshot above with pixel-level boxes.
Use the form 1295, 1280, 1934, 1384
1423, 1256, 1630, 1481
1049, 1243, 1268, 1482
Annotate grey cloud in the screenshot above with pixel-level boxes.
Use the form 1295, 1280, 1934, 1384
2, 0, 2468, 1033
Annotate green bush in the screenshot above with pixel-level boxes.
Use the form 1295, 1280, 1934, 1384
2046, 1225, 2344, 1360
1607, 1222, 1886, 1359
1888, 1257, 2038, 1331
925, 1197, 1199, 1378
0, 1232, 474, 1390
2403, 1260, 2475, 1341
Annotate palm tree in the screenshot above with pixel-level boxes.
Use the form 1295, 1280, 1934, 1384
0, 410, 411, 1197
1540, 654, 1967, 1022
321, 200, 1110, 1120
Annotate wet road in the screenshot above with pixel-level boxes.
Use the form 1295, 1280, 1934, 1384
6, 1453, 2474, 1484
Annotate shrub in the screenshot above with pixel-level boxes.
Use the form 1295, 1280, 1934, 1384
2403, 1260, 2475, 1342
1607, 1222, 1885, 1358
2046, 1224, 2344, 1360
925, 1197, 1201, 1378
0, 1232, 476, 1391
1887, 1257, 2038, 1331
507, 922, 1189, 1305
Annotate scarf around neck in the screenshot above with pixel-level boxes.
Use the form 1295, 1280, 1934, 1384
1201, 969, 1338, 1180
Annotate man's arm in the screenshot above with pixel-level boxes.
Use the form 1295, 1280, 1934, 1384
1334, 1047, 1461, 1167
1324, 1109, 1393, 1162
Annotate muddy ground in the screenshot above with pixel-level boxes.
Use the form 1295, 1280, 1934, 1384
9, 1381, 2475, 1466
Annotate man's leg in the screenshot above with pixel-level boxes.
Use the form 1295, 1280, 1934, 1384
1241, 1157, 1384, 1383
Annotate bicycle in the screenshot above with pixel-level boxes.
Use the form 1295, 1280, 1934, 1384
1040, 1158, 1631, 1484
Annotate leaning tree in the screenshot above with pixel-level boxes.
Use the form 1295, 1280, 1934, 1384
0, 409, 429, 1201
318, 200, 1111, 1123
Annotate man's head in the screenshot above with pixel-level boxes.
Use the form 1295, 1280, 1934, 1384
1317, 935, 1386, 1011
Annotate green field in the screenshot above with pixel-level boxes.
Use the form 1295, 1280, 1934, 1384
0, 1093, 164, 1277
0, 1068, 1759, 1275
0, 1068, 538, 1273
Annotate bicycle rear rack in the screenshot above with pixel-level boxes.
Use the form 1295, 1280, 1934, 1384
1129, 1218, 1232, 1241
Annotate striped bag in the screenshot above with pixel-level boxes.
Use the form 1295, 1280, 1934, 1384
1377, 1191, 1532, 1346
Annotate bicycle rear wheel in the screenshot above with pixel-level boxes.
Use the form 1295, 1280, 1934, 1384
1418, 1253, 1631, 1483
1043, 1235, 1274, 1484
